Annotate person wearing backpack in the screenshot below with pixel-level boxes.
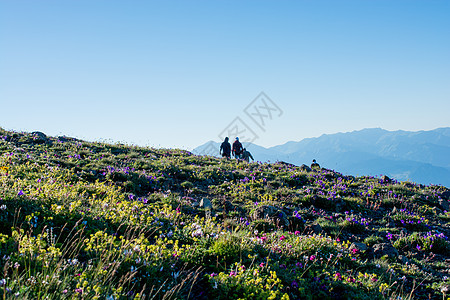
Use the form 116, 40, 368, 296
232, 137, 243, 159
220, 137, 231, 159
311, 159, 320, 169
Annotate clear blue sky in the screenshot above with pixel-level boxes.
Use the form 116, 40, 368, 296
1, 1, 449, 150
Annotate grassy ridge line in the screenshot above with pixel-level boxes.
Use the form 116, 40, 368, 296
0, 128, 449, 299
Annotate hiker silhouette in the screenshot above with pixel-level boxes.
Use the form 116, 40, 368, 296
220, 137, 231, 159
311, 159, 320, 169
232, 137, 243, 159
242, 148, 254, 163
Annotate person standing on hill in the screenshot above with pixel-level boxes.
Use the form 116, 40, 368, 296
220, 137, 231, 159
242, 148, 254, 163
232, 137, 243, 159
311, 159, 320, 169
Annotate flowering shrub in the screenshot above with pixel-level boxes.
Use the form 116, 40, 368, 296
393, 231, 449, 254
208, 263, 289, 300
392, 208, 430, 231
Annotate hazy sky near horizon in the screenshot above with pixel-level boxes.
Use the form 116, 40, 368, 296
1, 1, 449, 150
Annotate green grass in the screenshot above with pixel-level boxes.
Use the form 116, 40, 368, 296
0, 128, 449, 299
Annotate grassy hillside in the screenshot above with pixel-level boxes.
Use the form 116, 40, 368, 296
0, 128, 449, 299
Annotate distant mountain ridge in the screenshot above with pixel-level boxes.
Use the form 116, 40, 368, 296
193, 127, 450, 187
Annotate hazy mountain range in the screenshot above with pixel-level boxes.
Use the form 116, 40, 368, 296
193, 127, 450, 187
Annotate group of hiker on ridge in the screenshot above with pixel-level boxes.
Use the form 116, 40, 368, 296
219, 137, 254, 162
219, 136, 320, 168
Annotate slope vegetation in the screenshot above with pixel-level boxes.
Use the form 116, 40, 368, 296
0, 128, 449, 299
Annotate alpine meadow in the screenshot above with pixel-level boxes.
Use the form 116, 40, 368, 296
0, 129, 449, 299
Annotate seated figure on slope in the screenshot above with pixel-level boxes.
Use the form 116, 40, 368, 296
311, 159, 320, 169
